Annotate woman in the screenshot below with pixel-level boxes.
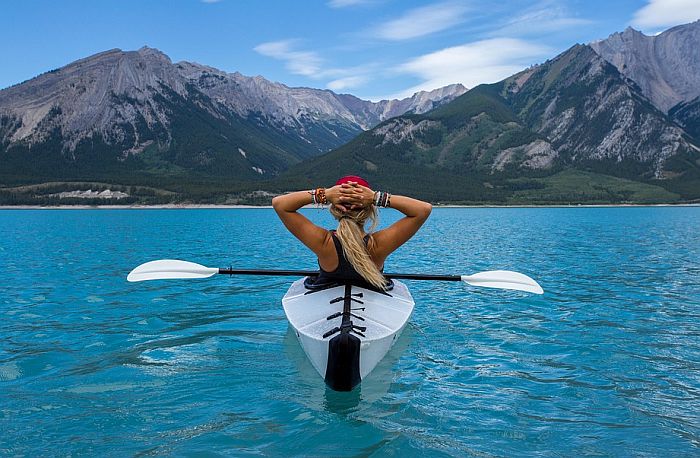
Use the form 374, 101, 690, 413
272, 176, 432, 290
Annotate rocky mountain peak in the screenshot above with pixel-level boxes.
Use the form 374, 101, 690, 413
134, 46, 173, 65
622, 26, 643, 36
590, 20, 700, 112
0, 47, 191, 148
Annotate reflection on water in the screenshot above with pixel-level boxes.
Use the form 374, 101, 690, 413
283, 324, 415, 413
324, 387, 362, 413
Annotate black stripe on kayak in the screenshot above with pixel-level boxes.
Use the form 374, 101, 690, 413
324, 284, 362, 391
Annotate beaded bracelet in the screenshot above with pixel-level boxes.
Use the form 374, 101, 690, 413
309, 187, 329, 205
317, 188, 328, 205
373, 190, 392, 208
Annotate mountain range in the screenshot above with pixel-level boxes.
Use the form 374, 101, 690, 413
1, 21, 699, 205
279, 22, 700, 204
0, 47, 465, 183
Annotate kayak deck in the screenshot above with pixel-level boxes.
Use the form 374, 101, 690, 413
282, 278, 414, 391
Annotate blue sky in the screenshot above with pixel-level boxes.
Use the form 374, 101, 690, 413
2, 0, 699, 100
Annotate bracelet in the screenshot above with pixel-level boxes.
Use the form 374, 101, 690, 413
373, 190, 391, 208
315, 187, 328, 205
309, 189, 317, 205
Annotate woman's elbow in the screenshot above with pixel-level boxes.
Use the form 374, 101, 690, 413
420, 202, 432, 219
271, 195, 284, 212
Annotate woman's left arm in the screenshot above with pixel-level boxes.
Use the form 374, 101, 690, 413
271, 186, 348, 255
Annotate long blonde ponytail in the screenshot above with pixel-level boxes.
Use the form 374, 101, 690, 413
329, 205, 387, 289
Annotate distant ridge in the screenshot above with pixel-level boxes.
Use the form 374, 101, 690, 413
0, 46, 465, 183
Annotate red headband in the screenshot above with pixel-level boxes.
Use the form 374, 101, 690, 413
335, 175, 370, 188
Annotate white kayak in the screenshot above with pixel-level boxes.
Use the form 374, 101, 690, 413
282, 277, 414, 391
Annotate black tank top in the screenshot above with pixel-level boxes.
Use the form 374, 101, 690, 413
305, 231, 393, 291
305, 232, 374, 288
320, 231, 370, 279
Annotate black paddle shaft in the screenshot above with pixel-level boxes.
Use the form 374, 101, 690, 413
217, 268, 462, 281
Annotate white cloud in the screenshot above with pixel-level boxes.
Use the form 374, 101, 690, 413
327, 0, 372, 8
394, 38, 549, 98
632, 0, 700, 30
254, 40, 323, 77
493, 1, 592, 36
254, 40, 380, 89
327, 76, 369, 91
375, 1, 470, 41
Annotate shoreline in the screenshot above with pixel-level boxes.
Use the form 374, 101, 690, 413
1, 203, 699, 210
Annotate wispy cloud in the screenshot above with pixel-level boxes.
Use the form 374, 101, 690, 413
374, 1, 470, 41
631, 0, 700, 30
327, 76, 369, 91
254, 40, 323, 77
327, 0, 373, 8
491, 0, 592, 36
254, 39, 381, 90
394, 38, 549, 98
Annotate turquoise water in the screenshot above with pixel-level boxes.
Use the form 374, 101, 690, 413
1, 207, 699, 456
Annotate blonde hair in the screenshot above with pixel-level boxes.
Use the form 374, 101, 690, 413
329, 204, 387, 289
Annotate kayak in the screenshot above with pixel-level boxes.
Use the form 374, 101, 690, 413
127, 261, 541, 391
282, 277, 415, 391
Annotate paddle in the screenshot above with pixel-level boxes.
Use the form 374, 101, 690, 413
128, 259, 543, 294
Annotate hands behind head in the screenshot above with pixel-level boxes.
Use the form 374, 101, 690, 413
326, 181, 374, 213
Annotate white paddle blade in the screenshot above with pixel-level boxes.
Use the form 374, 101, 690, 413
127, 259, 219, 282
461, 270, 544, 294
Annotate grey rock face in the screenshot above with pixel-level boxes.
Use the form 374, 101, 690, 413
0, 47, 183, 153
590, 21, 700, 112
47, 189, 130, 199
181, 63, 466, 131
492, 140, 558, 171
670, 95, 700, 140
369, 84, 467, 123
506, 45, 693, 177
373, 118, 441, 146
